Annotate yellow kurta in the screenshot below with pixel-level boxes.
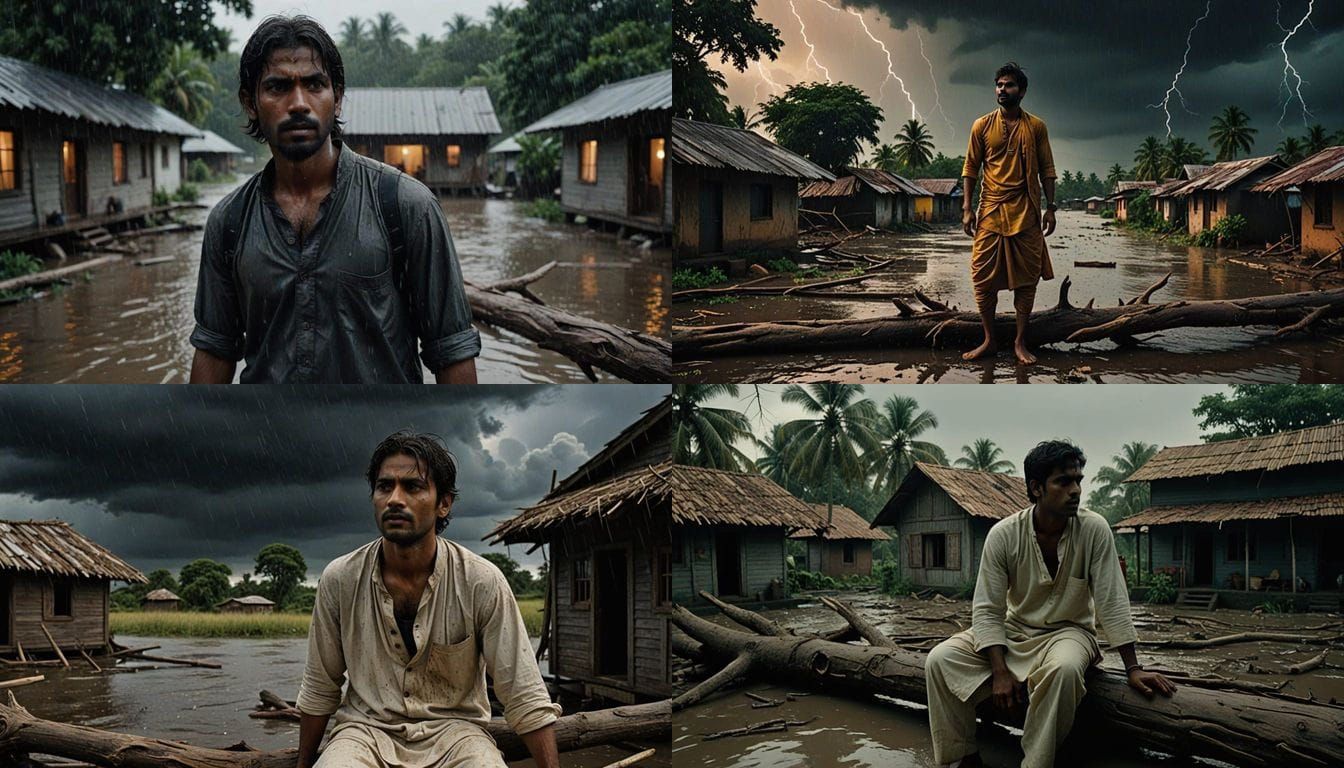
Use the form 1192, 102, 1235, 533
962, 109, 1058, 297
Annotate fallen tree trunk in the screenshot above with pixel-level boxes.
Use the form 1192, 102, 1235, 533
674, 275, 1344, 357
672, 604, 1344, 767
0, 694, 669, 767
0, 256, 121, 294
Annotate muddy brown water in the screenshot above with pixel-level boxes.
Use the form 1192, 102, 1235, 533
675, 592, 1344, 767
674, 211, 1344, 383
0, 180, 669, 383
16, 634, 667, 767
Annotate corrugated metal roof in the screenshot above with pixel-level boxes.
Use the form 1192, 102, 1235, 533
875, 463, 1026, 525
789, 503, 890, 541
1163, 155, 1283, 197
1113, 492, 1344, 528
1183, 164, 1211, 179
523, 70, 670, 133
1251, 146, 1344, 192
1107, 180, 1157, 201
0, 54, 200, 137
341, 87, 501, 136
672, 117, 832, 181
1127, 422, 1344, 482
918, 178, 963, 196
488, 132, 524, 154
0, 520, 146, 582
801, 167, 930, 198
182, 129, 246, 155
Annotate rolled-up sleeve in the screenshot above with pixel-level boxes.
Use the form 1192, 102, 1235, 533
189, 204, 245, 361
296, 566, 346, 716
1035, 118, 1057, 180
476, 566, 561, 735
971, 523, 1011, 652
398, 178, 482, 372
962, 117, 985, 180
1088, 519, 1138, 648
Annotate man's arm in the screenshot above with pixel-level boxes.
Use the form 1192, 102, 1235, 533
961, 119, 983, 238
1036, 119, 1058, 236
1114, 642, 1177, 698
189, 348, 237, 383
296, 712, 332, 768
519, 723, 560, 768
1041, 177, 1057, 236
294, 570, 347, 766
434, 358, 478, 384
189, 206, 245, 380
1087, 520, 1176, 698
961, 176, 977, 237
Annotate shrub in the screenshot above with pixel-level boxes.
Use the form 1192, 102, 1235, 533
1144, 572, 1176, 604
152, 187, 172, 207
187, 158, 213, 183
672, 266, 727, 290
1100, 208, 1115, 219
523, 198, 564, 223
706, 295, 739, 305
787, 568, 838, 592
875, 560, 913, 597
0, 250, 42, 281
955, 579, 976, 600
765, 257, 798, 273
173, 183, 200, 203
1258, 597, 1296, 614
1195, 214, 1247, 247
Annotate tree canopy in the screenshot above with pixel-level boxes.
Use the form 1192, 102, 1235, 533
255, 543, 307, 608
674, 0, 781, 124
1193, 385, 1344, 441
759, 82, 882, 172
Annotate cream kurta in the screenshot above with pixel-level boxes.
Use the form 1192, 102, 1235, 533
297, 537, 561, 767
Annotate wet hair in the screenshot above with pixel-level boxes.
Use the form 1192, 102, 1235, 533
1023, 440, 1085, 503
238, 15, 345, 142
366, 431, 459, 534
995, 61, 1028, 90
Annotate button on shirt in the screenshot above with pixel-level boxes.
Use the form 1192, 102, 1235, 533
190, 142, 481, 383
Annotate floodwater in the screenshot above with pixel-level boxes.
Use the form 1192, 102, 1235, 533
675, 592, 1344, 767
0, 179, 669, 383
15, 634, 668, 767
673, 211, 1344, 383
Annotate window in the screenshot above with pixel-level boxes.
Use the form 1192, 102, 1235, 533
842, 541, 856, 564
579, 140, 598, 183
112, 142, 127, 184
0, 130, 17, 191
1171, 530, 1184, 561
923, 533, 947, 569
1315, 184, 1334, 227
446, 144, 461, 168
53, 580, 73, 617
160, 145, 169, 169
749, 183, 773, 220
572, 556, 592, 605
384, 144, 427, 178
654, 549, 672, 608
1227, 528, 1257, 562
140, 143, 148, 178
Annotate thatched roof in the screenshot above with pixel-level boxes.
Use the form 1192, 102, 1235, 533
1125, 422, 1344, 482
488, 461, 670, 544
217, 595, 274, 607
1251, 146, 1344, 192
550, 397, 670, 497
1114, 492, 1344, 529
874, 463, 1026, 526
790, 503, 890, 541
0, 520, 146, 583
142, 589, 180, 602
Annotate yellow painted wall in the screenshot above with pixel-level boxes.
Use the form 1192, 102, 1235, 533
913, 195, 933, 222
1301, 182, 1344, 256
674, 166, 799, 257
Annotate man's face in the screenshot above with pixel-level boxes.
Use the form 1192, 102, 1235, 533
995, 76, 1023, 109
1034, 462, 1083, 518
245, 46, 340, 162
372, 454, 450, 545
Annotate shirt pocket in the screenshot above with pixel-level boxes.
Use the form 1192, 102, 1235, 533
422, 633, 479, 706
1056, 576, 1092, 620
334, 267, 404, 340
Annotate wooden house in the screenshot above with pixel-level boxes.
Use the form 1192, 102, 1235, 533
0, 519, 146, 656
0, 54, 199, 248
1251, 146, 1344, 258
216, 595, 275, 614
917, 178, 964, 223
522, 70, 671, 235
487, 398, 673, 703
486, 132, 524, 189
1114, 423, 1344, 599
181, 129, 246, 177
799, 167, 933, 228
140, 588, 180, 612
1107, 180, 1157, 222
1158, 155, 1287, 242
672, 117, 831, 258
873, 463, 1027, 591
1084, 196, 1106, 212
789, 503, 889, 578
341, 87, 500, 194
1151, 164, 1210, 224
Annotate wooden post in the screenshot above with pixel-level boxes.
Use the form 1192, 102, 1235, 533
39, 623, 69, 668
1290, 517, 1297, 595
1134, 529, 1141, 585
1147, 525, 1153, 583
1244, 522, 1250, 591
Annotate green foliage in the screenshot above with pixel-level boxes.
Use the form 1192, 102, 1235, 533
1258, 597, 1296, 614
672, 266, 727, 289
674, 0, 783, 124
152, 188, 173, 207
111, 611, 310, 637
759, 82, 883, 172
151, 43, 216, 125
765, 257, 798, 273
706, 295, 739, 305
893, 119, 935, 169
523, 198, 564, 223
875, 559, 913, 597
1209, 105, 1257, 161
110, 589, 141, 612
1193, 385, 1344, 442
954, 439, 1014, 473
1194, 213, 1247, 247
1118, 191, 1169, 233
178, 558, 233, 611
787, 568, 838, 592
1056, 171, 1108, 202
0, 250, 42, 282
1087, 442, 1159, 524
516, 134, 561, 199
1144, 572, 1176, 604
255, 543, 307, 608
187, 158, 214, 183
867, 395, 946, 496
284, 587, 317, 614
173, 183, 200, 203
780, 384, 882, 505
955, 579, 976, 600
672, 384, 755, 471
482, 552, 538, 596
1100, 208, 1115, 219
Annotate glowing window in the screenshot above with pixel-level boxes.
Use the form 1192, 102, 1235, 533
446, 144, 461, 168
112, 142, 127, 184
0, 131, 16, 190
579, 140, 597, 183
384, 144, 427, 177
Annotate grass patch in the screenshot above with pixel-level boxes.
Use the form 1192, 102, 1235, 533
111, 611, 311, 638
517, 597, 544, 636
523, 198, 564, 223
672, 266, 727, 290
706, 295, 739, 305
765, 257, 798, 273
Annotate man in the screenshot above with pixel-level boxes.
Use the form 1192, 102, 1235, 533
924, 441, 1176, 768
189, 16, 480, 383
961, 62, 1057, 366
296, 432, 560, 767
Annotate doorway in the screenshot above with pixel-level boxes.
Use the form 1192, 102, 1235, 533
715, 530, 742, 597
593, 549, 629, 679
698, 180, 723, 254
630, 136, 664, 217
1191, 531, 1214, 586
62, 140, 85, 217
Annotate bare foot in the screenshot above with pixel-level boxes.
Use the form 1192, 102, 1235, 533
962, 340, 997, 361
1014, 342, 1037, 366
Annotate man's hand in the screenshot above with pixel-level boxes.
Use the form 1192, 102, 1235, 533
962, 209, 977, 238
1127, 668, 1177, 699
991, 667, 1025, 714
1041, 208, 1057, 237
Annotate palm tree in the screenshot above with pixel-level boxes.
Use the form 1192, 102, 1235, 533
866, 395, 947, 495
414, 33, 436, 53
1276, 136, 1306, 165
1303, 124, 1331, 155
445, 13, 474, 37
754, 424, 802, 496
728, 105, 761, 130
871, 143, 901, 173
671, 385, 755, 472
1092, 442, 1159, 522
1162, 136, 1207, 179
152, 44, 216, 126
779, 384, 881, 526
1105, 163, 1126, 191
954, 439, 1014, 473
486, 3, 512, 29
1132, 136, 1164, 181
370, 12, 408, 59
1208, 105, 1257, 161
339, 17, 367, 49
893, 119, 935, 170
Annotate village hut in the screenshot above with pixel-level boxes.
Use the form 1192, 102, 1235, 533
487, 398, 673, 703
140, 588, 181, 612
0, 520, 146, 656
1084, 195, 1106, 212
0, 54, 199, 248
917, 178, 964, 223
522, 70, 671, 235
1250, 146, 1344, 258
485, 132, 524, 189
340, 87, 500, 194
1151, 164, 1211, 224
671, 117, 832, 258
1106, 180, 1158, 222
1114, 422, 1344, 608
873, 463, 1027, 591
789, 503, 890, 578
215, 595, 275, 614
181, 129, 246, 177
1156, 155, 1287, 242
798, 167, 933, 228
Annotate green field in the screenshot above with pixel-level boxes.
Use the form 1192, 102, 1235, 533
517, 597, 544, 637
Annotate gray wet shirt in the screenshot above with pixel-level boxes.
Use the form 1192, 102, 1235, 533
190, 143, 481, 383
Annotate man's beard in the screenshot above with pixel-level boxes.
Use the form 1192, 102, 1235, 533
380, 512, 432, 545
269, 117, 330, 162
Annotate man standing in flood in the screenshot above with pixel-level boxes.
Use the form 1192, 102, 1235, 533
189, 15, 480, 383
961, 62, 1058, 366
296, 432, 560, 767
924, 440, 1176, 768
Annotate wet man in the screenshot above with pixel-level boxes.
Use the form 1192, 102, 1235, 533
189, 16, 480, 383
296, 432, 560, 767
961, 62, 1057, 366
924, 441, 1176, 768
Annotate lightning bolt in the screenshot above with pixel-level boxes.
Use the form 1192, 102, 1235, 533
1148, 0, 1211, 137
810, 0, 921, 120
789, 0, 831, 83
1277, 0, 1314, 128
755, 60, 784, 95
917, 28, 953, 140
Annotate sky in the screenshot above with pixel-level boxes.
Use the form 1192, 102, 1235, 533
215, 0, 502, 50
0, 385, 666, 582
717, 0, 1344, 176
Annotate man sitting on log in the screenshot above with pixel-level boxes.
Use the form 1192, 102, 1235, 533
295, 432, 560, 767
924, 440, 1176, 768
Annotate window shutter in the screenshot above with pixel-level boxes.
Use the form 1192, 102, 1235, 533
947, 533, 961, 571
907, 533, 923, 569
